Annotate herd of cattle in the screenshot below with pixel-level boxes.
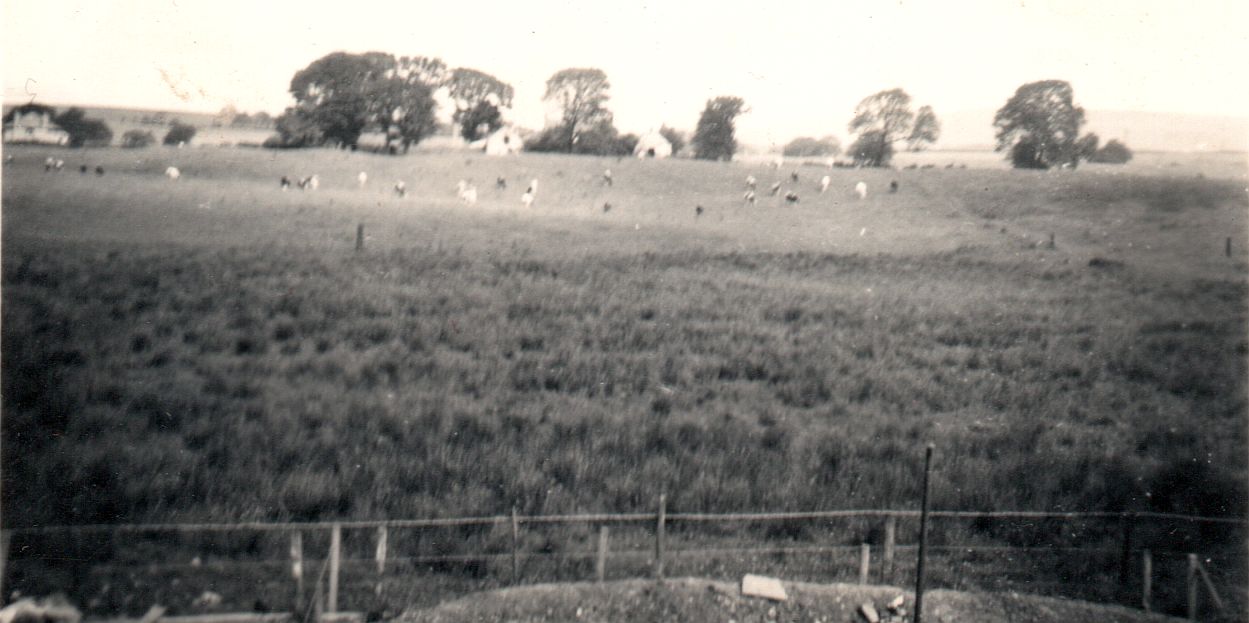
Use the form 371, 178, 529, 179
22, 154, 904, 216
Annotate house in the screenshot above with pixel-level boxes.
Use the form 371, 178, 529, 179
480, 126, 525, 156
633, 131, 673, 159
2, 104, 70, 145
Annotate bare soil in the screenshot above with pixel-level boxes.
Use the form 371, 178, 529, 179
400, 577, 1185, 623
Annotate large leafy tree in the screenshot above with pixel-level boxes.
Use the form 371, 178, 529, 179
847, 88, 937, 165
907, 105, 941, 152
692, 96, 748, 161
993, 80, 1088, 169
659, 125, 686, 155
283, 52, 442, 151
543, 68, 614, 152
448, 68, 514, 141
783, 136, 841, 157
53, 107, 113, 147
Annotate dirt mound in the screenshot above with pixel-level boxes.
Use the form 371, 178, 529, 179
400, 577, 1182, 623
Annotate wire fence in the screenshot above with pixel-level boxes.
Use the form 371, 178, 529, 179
2, 508, 1245, 621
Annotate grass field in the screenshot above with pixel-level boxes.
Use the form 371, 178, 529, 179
2, 145, 1246, 615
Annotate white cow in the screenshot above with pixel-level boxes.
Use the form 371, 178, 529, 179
394, 180, 407, 198
855, 181, 867, 199
745, 175, 757, 190
357, 172, 368, 188
165, 166, 181, 180
457, 180, 478, 205
521, 190, 535, 208
820, 175, 830, 193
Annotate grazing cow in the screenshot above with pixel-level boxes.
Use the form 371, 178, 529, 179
394, 180, 407, 198
527, 179, 539, 195
743, 190, 756, 205
3, 154, 12, 164
602, 169, 613, 187
94, 166, 104, 176
695, 205, 704, 217
746, 175, 757, 190
784, 191, 799, 204
80, 165, 88, 174
165, 166, 181, 180
819, 175, 831, 193
603, 202, 612, 213
496, 177, 507, 190
44, 157, 54, 172
769, 181, 782, 197
298, 175, 319, 190
889, 180, 899, 193
357, 172, 368, 188
457, 180, 478, 205
280, 176, 292, 190
855, 181, 867, 199
521, 191, 535, 208
790, 171, 799, 183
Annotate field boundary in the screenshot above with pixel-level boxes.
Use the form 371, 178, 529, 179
2, 508, 1243, 619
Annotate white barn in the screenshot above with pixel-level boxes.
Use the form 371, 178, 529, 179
633, 131, 673, 159
482, 127, 525, 156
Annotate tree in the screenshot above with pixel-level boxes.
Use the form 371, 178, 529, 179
1075, 133, 1100, 162
286, 52, 443, 151
993, 80, 1088, 169
848, 130, 893, 167
659, 125, 686, 156
1090, 139, 1133, 164
693, 96, 748, 161
271, 107, 324, 148
544, 68, 613, 152
458, 99, 503, 142
230, 112, 253, 127
847, 88, 937, 165
121, 130, 156, 148
783, 136, 841, 157
448, 68, 514, 140
907, 105, 940, 151
164, 121, 197, 145
54, 108, 113, 147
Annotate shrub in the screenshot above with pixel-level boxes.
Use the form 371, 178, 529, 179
1090, 139, 1133, 164
121, 130, 155, 149
163, 121, 197, 146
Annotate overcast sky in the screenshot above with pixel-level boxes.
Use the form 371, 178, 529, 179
3, 0, 1247, 148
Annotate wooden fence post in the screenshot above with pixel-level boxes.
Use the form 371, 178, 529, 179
655, 494, 667, 580
375, 526, 388, 599
1187, 553, 1198, 621
859, 543, 871, 585
328, 523, 341, 614
1226, 237, 1232, 257
1196, 559, 1226, 614
511, 507, 520, 585
596, 526, 609, 583
290, 531, 304, 615
883, 516, 896, 584
356, 224, 365, 252
914, 444, 934, 623
1119, 512, 1134, 590
1141, 549, 1151, 612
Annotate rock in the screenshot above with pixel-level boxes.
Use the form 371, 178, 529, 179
858, 602, 879, 623
740, 575, 788, 602
0, 597, 82, 623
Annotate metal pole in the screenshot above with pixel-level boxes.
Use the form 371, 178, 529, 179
655, 494, 667, 579
511, 507, 520, 585
914, 444, 934, 623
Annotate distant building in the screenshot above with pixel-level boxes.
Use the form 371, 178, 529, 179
2, 104, 70, 145
633, 131, 673, 159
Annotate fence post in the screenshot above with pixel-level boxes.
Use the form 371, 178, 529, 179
1141, 549, 1151, 612
859, 543, 871, 585
1226, 236, 1232, 257
655, 494, 667, 580
290, 531, 304, 615
511, 507, 520, 585
356, 223, 365, 252
1187, 553, 1198, 621
1196, 559, 1226, 614
914, 444, 934, 623
328, 523, 341, 614
883, 516, 896, 584
1119, 512, 1134, 591
596, 526, 609, 583
375, 526, 388, 599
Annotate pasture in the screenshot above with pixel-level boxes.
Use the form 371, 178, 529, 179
2, 145, 1246, 614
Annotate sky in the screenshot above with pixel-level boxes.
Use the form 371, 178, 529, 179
3, 0, 1247, 149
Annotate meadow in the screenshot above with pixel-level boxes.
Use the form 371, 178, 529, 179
1, 145, 1246, 615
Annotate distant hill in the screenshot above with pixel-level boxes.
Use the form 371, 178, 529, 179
2, 103, 274, 147
935, 109, 1249, 152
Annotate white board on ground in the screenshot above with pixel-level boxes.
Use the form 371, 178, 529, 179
740, 574, 788, 601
